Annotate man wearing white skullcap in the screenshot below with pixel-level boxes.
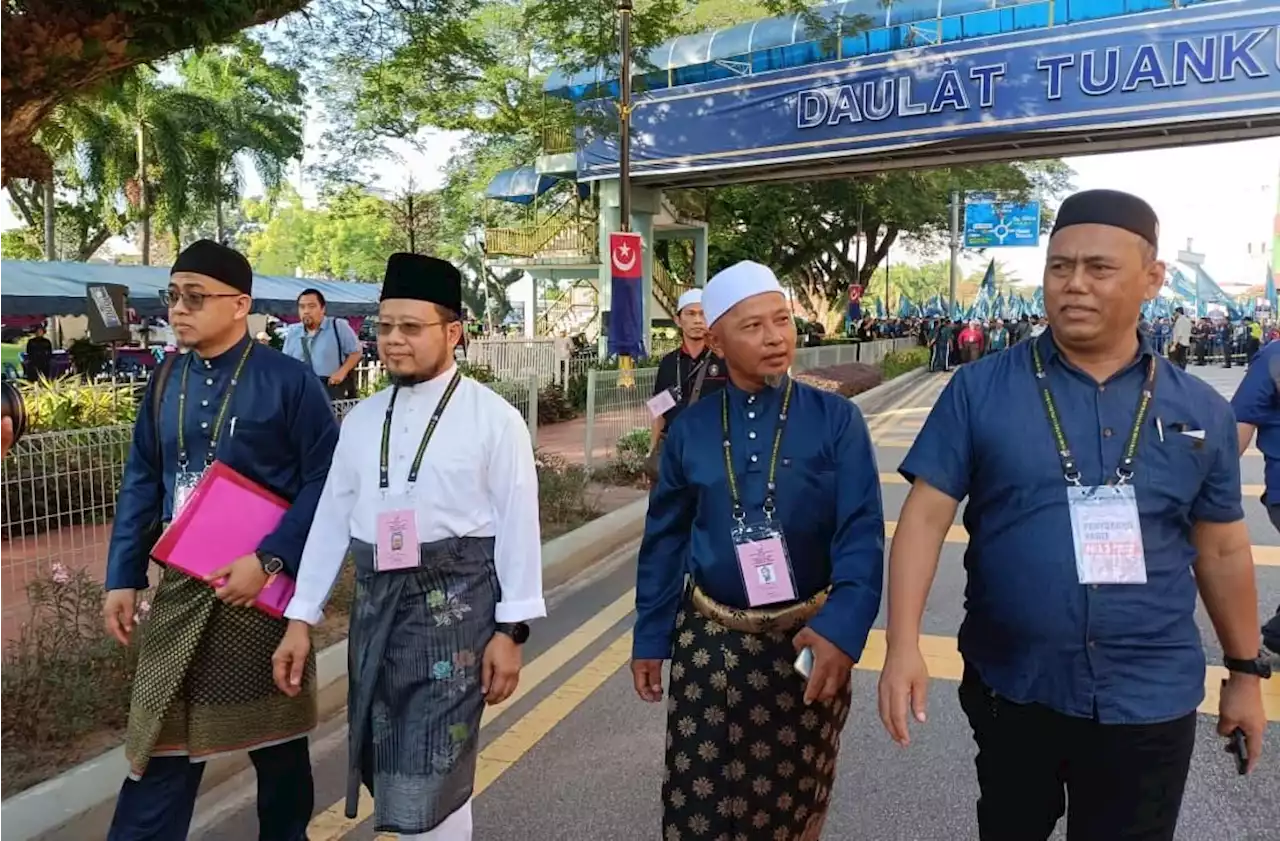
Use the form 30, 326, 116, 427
632, 260, 885, 840
644, 284, 726, 481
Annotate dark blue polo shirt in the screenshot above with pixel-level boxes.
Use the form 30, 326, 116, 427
1230, 340, 1280, 505
901, 330, 1243, 724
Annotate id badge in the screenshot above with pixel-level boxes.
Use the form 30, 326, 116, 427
375, 497, 420, 572
732, 522, 797, 606
1067, 485, 1147, 585
173, 470, 204, 518
646, 388, 677, 419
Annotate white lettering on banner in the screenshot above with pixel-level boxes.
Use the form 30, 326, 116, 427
794, 27, 1277, 130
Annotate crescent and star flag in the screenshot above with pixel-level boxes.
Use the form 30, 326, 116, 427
847, 283, 864, 322
608, 231, 645, 358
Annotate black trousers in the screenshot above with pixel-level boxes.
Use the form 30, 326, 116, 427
959, 666, 1196, 841
1169, 345, 1188, 369
107, 737, 314, 841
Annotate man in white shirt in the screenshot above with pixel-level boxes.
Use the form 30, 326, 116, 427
1170, 306, 1192, 369
272, 253, 545, 841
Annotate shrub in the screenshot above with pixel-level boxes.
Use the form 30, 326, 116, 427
458, 361, 497, 383
593, 427, 651, 486
534, 450, 598, 526
537, 382, 579, 425
882, 347, 930, 380
20, 375, 139, 431
2, 564, 141, 794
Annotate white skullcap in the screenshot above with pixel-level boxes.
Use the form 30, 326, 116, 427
677, 288, 702, 313
702, 261, 785, 327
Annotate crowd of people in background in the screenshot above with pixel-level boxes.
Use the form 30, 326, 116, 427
908, 309, 1280, 373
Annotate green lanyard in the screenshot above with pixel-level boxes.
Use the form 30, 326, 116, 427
720, 378, 794, 523
379, 369, 463, 491
1030, 339, 1156, 486
176, 340, 254, 470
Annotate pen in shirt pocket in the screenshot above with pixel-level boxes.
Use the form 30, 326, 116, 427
1155, 416, 1164, 443
230, 416, 237, 438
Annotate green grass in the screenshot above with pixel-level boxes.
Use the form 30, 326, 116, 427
2, 342, 24, 368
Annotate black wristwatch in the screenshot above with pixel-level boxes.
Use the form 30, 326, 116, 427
256, 551, 286, 576
495, 622, 530, 645
1223, 654, 1272, 679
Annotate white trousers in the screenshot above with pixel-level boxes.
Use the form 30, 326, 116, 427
398, 798, 472, 841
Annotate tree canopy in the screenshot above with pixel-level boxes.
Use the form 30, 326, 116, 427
1, 0, 311, 182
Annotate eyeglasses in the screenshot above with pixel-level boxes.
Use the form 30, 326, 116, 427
374, 319, 449, 338
160, 288, 243, 312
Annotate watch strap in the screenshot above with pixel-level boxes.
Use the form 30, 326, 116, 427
1223, 654, 1269, 678
494, 622, 529, 644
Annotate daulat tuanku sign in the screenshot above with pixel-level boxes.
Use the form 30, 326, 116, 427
964, 193, 1041, 248
578, 0, 1280, 181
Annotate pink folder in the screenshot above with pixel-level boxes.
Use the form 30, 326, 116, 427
151, 461, 296, 618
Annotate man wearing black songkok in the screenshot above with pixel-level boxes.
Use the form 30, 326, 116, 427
275, 253, 545, 840
881, 190, 1266, 840
104, 239, 338, 841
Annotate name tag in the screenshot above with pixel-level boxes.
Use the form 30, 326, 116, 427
732, 522, 797, 606
375, 497, 420, 572
646, 388, 677, 419
1067, 484, 1147, 585
173, 470, 204, 518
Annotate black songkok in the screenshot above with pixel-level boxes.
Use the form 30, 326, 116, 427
171, 239, 253, 295
380, 253, 463, 315
1050, 189, 1159, 248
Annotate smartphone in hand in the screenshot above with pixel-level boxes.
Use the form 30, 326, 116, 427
794, 646, 814, 681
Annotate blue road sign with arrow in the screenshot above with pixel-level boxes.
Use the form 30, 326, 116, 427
964, 193, 1041, 248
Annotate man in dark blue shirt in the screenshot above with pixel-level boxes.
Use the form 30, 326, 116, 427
878, 191, 1266, 841
1232, 339, 1280, 530
631, 260, 885, 841
102, 240, 338, 841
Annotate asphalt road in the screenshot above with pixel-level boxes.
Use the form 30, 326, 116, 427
193, 363, 1280, 841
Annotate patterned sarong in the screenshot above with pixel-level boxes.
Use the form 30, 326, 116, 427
662, 586, 851, 841
345, 537, 498, 835
124, 566, 317, 777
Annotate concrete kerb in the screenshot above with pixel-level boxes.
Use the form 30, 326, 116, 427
7, 362, 929, 841
6, 505, 648, 841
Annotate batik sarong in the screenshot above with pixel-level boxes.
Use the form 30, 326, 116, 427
662, 586, 851, 841
345, 536, 498, 835
124, 566, 317, 778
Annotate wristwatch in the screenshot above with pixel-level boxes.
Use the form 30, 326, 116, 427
494, 622, 530, 645
1223, 654, 1272, 679
256, 551, 286, 577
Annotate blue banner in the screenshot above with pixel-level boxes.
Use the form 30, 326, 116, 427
965, 197, 1041, 248
577, 1, 1280, 181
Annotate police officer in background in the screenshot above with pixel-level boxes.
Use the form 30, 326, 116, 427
643, 288, 727, 481
879, 190, 1266, 841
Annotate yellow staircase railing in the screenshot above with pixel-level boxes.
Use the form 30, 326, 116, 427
542, 125, 574, 155
653, 261, 692, 321
485, 202, 598, 261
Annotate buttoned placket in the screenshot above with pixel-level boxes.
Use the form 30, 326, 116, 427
199, 358, 216, 439
745, 393, 761, 468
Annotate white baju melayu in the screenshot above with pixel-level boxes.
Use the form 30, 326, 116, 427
286, 364, 546, 841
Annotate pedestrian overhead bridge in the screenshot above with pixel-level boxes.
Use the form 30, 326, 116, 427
540, 0, 1280, 187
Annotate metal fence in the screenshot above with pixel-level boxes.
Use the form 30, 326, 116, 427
582, 366, 660, 471
0, 379, 540, 620
467, 338, 560, 385
577, 338, 920, 471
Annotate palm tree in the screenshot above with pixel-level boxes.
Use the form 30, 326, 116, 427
178, 39, 304, 243
83, 68, 222, 264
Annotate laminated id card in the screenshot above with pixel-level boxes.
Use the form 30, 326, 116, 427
375, 497, 420, 572
1067, 484, 1147, 584
732, 522, 797, 606
173, 469, 205, 518
646, 389, 677, 419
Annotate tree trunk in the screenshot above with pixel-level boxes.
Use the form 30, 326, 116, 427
214, 156, 225, 244
42, 180, 55, 261
137, 120, 151, 266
